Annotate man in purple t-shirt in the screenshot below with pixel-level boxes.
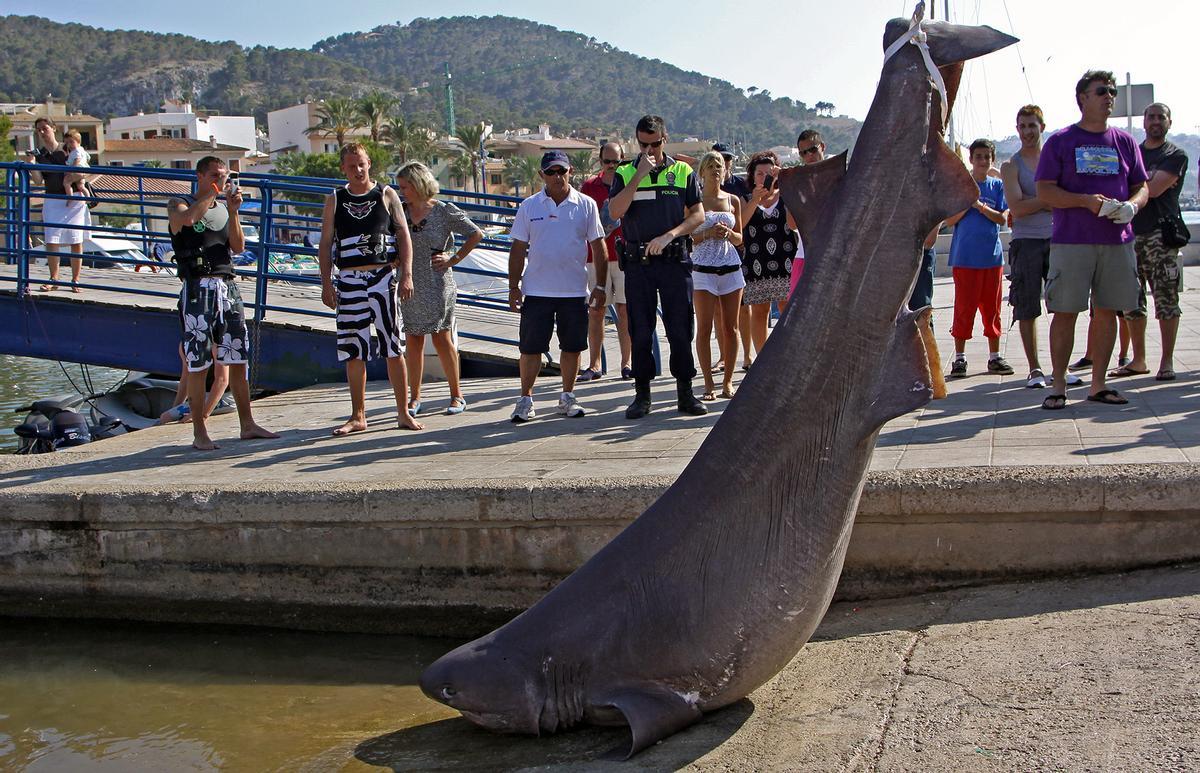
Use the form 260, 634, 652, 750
1034, 69, 1148, 409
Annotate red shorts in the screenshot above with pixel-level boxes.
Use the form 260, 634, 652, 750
951, 266, 1003, 340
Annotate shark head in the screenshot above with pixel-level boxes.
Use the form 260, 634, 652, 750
420, 633, 545, 735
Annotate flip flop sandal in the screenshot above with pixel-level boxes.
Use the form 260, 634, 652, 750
446, 397, 467, 415
700, 391, 717, 402
1156, 369, 1177, 381
1041, 394, 1067, 410
719, 390, 736, 399
1107, 366, 1148, 378
407, 399, 422, 417
1086, 389, 1128, 405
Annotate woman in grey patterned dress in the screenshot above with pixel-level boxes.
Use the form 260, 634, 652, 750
395, 162, 484, 415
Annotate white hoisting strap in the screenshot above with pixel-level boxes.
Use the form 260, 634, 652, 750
882, 2, 949, 126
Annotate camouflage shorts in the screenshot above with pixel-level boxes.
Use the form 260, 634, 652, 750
1125, 230, 1183, 320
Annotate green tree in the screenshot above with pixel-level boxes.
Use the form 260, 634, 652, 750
358, 90, 398, 144
0, 115, 15, 162
386, 114, 435, 165
453, 123, 489, 192
140, 160, 165, 168
504, 155, 542, 197
447, 153, 476, 192
303, 97, 364, 149
568, 149, 594, 187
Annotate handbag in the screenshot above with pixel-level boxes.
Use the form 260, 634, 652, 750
1159, 215, 1191, 250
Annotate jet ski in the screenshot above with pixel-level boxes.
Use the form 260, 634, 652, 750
13, 373, 234, 454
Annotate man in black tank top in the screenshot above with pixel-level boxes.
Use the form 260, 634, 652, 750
167, 156, 278, 450
318, 143, 420, 435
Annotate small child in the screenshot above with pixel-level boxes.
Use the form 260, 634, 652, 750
62, 129, 90, 196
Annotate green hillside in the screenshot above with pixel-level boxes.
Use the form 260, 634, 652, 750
0, 14, 860, 153
313, 16, 856, 151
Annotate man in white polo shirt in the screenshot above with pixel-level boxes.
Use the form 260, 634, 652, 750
508, 151, 608, 422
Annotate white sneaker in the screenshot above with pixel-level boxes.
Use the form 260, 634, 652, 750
557, 391, 585, 418
1066, 373, 1085, 386
511, 395, 536, 423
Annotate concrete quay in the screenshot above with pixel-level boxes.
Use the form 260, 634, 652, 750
1, 269, 1200, 634
353, 563, 1200, 772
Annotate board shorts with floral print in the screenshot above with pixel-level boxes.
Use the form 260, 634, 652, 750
179, 276, 249, 372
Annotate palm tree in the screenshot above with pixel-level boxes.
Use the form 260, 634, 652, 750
453, 123, 489, 192
358, 91, 398, 144
448, 153, 476, 192
568, 150, 595, 187
303, 97, 364, 149
386, 114, 435, 165
505, 156, 542, 197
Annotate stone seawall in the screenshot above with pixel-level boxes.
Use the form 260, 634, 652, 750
4, 464, 1199, 637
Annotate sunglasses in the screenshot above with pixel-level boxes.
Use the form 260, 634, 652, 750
637, 139, 664, 149
543, 168, 568, 177
1092, 86, 1118, 97
799, 146, 822, 156
600, 158, 620, 165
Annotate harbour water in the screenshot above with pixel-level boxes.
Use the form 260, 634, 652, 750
0, 355, 129, 453
0, 618, 460, 771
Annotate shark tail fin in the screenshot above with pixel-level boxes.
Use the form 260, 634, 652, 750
884, 15, 1018, 67
777, 152, 847, 249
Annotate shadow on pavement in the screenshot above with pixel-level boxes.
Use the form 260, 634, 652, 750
354, 698, 754, 772
817, 561, 1200, 641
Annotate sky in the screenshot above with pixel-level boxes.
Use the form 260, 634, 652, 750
8, 0, 1200, 140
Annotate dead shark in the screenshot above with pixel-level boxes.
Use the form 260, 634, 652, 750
420, 5, 1017, 758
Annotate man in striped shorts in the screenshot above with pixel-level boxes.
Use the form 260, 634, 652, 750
318, 143, 421, 435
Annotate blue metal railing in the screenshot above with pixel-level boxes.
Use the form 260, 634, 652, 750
0, 161, 523, 344
0, 161, 663, 376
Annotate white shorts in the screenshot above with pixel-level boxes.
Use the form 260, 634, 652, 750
587, 260, 626, 304
42, 197, 89, 245
692, 267, 746, 297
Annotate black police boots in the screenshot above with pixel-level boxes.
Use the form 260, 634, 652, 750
625, 380, 653, 419
676, 379, 708, 416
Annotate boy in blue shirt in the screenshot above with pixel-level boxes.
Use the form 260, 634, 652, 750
946, 139, 1011, 378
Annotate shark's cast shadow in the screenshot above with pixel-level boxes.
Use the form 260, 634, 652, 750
354, 698, 754, 771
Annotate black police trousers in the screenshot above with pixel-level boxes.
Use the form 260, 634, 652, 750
623, 257, 696, 382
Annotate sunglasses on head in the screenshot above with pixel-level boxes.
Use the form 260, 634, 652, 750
543, 167, 568, 177
1092, 86, 1118, 97
638, 139, 664, 149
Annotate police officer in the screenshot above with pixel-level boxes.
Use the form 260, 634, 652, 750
607, 115, 707, 419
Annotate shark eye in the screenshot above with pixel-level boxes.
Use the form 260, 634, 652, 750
440, 685, 457, 700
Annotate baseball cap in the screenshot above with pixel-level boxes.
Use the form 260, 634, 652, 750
540, 150, 570, 171
712, 143, 735, 158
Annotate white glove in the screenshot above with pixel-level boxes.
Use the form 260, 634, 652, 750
1100, 199, 1138, 224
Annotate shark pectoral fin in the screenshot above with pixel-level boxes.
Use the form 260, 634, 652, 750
777, 152, 847, 248
597, 683, 703, 759
866, 307, 937, 428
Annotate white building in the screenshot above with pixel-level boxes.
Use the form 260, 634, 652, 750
267, 102, 371, 157
107, 100, 257, 155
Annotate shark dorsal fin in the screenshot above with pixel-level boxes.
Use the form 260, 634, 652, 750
777, 152, 847, 249
864, 306, 942, 431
